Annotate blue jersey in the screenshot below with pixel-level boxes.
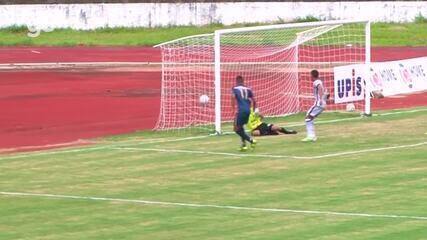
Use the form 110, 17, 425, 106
232, 85, 253, 112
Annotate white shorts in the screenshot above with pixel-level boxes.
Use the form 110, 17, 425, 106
307, 105, 324, 118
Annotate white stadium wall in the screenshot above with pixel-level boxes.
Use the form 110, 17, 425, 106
0, 1, 426, 29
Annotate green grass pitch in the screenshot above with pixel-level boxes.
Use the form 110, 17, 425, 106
1, 23, 426, 47
0, 108, 426, 239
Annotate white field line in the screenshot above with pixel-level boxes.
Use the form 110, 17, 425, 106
269, 108, 427, 128
0, 191, 426, 221
373, 108, 427, 116
220, 108, 427, 135
0, 139, 93, 154
1, 108, 425, 160
93, 135, 209, 146
0, 135, 209, 160
114, 141, 427, 160
117, 147, 298, 159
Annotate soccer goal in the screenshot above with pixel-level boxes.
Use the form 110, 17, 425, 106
155, 20, 371, 134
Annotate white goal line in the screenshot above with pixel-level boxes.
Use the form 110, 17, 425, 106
284, 108, 427, 128
113, 141, 427, 160
0, 62, 161, 70
0, 191, 425, 221
218, 108, 427, 136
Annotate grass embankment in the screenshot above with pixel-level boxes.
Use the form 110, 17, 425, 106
0, 23, 426, 47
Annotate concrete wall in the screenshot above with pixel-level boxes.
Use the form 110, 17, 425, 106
0, 1, 426, 29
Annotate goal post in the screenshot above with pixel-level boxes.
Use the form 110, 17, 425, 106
214, 31, 222, 134
364, 21, 371, 116
155, 20, 371, 133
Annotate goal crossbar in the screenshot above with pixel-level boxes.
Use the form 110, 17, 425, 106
215, 20, 368, 34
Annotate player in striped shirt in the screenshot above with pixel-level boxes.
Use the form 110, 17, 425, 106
302, 70, 329, 142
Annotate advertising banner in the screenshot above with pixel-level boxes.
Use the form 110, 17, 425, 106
334, 57, 427, 103
369, 57, 427, 97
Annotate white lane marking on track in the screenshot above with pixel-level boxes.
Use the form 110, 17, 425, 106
114, 141, 427, 160
30, 50, 41, 54
1, 191, 426, 221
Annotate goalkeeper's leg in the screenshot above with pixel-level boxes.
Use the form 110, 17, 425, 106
252, 123, 297, 136
270, 124, 297, 134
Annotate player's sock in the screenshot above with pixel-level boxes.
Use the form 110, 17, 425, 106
305, 119, 316, 138
236, 128, 252, 143
235, 126, 244, 142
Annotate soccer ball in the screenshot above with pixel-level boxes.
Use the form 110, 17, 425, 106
346, 103, 356, 112
199, 94, 210, 105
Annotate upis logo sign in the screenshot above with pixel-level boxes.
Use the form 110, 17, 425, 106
333, 65, 366, 104
336, 69, 363, 99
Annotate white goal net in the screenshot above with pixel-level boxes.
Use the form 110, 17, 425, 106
155, 20, 370, 133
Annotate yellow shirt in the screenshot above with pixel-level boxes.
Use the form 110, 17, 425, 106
247, 109, 263, 130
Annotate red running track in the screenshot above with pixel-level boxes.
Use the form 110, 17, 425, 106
0, 70, 160, 149
0, 46, 426, 150
2, 46, 426, 63
0, 46, 160, 63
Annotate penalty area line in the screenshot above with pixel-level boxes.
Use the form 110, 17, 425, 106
114, 141, 427, 160
0, 135, 210, 160
0, 191, 426, 221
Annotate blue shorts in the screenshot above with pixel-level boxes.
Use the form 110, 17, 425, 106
235, 110, 250, 127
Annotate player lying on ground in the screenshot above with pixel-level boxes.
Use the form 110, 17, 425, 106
232, 75, 257, 151
302, 69, 330, 142
248, 108, 297, 136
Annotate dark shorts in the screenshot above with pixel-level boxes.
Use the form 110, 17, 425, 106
254, 122, 277, 136
235, 110, 250, 127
